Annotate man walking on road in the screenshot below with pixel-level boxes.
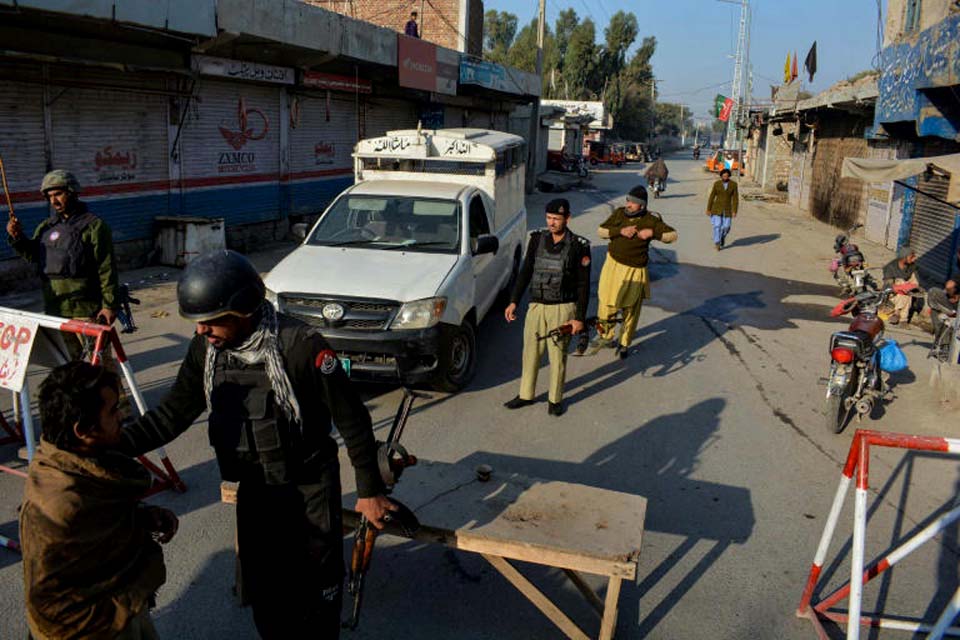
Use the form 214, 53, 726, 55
592, 185, 678, 359
706, 168, 739, 250
116, 250, 396, 639
504, 199, 591, 417
6, 170, 119, 358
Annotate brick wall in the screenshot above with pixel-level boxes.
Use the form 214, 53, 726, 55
303, 0, 472, 52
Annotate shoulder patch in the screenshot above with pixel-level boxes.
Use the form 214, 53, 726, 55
581, 255, 591, 267
315, 349, 339, 374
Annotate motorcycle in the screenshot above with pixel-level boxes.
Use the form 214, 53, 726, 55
651, 178, 664, 198
829, 223, 873, 296
823, 282, 917, 433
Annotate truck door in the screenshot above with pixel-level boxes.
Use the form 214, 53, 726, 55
468, 194, 499, 316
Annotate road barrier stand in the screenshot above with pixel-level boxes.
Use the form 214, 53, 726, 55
0, 307, 186, 552
796, 429, 960, 639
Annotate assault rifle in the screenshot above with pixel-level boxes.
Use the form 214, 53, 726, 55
536, 315, 624, 347
344, 389, 423, 630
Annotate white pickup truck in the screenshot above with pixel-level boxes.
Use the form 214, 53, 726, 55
264, 128, 527, 390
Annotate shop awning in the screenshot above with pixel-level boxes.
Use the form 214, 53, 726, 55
841, 153, 960, 204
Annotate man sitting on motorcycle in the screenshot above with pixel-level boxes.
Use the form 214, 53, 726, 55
927, 279, 958, 356
645, 158, 669, 192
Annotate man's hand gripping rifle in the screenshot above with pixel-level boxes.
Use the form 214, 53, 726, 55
344, 389, 424, 630
537, 315, 625, 351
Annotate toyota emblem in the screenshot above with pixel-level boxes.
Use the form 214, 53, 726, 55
321, 303, 345, 321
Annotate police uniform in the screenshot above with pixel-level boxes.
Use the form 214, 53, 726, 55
119, 252, 384, 640
509, 204, 591, 407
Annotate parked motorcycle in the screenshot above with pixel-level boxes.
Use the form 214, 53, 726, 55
829, 223, 874, 296
823, 282, 917, 433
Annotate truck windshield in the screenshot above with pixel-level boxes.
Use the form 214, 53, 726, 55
307, 195, 461, 253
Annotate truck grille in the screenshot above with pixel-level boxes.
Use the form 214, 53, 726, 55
280, 295, 398, 331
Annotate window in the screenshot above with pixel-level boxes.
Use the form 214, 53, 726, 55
468, 196, 490, 238
905, 0, 921, 33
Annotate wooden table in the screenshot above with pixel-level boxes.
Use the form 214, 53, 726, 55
222, 460, 647, 640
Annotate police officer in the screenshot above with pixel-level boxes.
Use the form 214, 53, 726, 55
116, 250, 395, 639
592, 185, 678, 358
504, 199, 590, 416
6, 170, 119, 358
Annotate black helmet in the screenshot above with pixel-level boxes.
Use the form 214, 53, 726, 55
177, 250, 265, 321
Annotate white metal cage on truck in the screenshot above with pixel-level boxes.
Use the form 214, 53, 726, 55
264, 128, 528, 391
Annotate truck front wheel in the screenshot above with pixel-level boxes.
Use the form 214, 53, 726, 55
434, 322, 477, 392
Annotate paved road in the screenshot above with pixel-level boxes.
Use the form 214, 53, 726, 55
1, 156, 957, 639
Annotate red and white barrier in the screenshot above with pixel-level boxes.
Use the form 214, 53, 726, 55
1, 308, 186, 495
797, 429, 960, 639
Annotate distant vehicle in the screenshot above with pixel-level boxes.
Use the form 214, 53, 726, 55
265, 128, 528, 392
624, 143, 645, 163
588, 141, 625, 167
705, 149, 743, 173
547, 149, 589, 177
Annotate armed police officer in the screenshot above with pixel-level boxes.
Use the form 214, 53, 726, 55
504, 199, 590, 417
6, 170, 119, 359
592, 185, 677, 358
116, 250, 395, 639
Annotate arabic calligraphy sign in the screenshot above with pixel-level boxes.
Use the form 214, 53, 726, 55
302, 72, 372, 94
94, 146, 138, 184
0, 313, 39, 393
193, 55, 294, 85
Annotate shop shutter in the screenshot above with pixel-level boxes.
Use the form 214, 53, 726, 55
547, 128, 563, 151
48, 69, 170, 245
0, 63, 46, 259
908, 173, 957, 283
180, 80, 281, 225
444, 106, 467, 129
364, 98, 418, 138
288, 93, 358, 216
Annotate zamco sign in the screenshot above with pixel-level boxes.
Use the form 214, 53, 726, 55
398, 35, 438, 92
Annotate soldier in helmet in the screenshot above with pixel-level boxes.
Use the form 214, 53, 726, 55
117, 250, 394, 639
6, 170, 119, 358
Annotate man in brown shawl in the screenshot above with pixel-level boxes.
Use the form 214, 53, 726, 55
20, 362, 178, 639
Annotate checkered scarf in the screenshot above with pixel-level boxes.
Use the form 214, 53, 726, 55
202, 303, 302, 427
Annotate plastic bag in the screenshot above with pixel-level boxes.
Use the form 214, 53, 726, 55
878, 340, 908, 372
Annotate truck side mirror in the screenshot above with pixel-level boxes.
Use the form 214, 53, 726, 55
291, 223, 308, 241
473, 235, 499, 256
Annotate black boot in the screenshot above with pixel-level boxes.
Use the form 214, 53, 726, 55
548, 401, 566, 416
504, 396, 534, 409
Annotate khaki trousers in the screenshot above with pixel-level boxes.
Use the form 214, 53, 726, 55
597, 257, 649, 348
520, 302, 577, 404
892, 274, 920, 322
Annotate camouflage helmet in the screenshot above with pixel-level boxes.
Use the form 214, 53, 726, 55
40, 170, 81, 196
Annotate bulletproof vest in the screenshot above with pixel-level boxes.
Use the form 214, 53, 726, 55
530, 231, 571, 303
39, 211, 97, 279
208, 357, 294, 485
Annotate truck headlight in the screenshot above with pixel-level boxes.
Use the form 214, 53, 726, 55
391, 297, 447, 330
265, 287, 279, 309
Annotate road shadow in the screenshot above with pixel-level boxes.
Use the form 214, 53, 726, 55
342, 398, 754, 638
724, 233, 781, 249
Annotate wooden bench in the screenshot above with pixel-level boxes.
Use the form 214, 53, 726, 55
221, 460, 647, 640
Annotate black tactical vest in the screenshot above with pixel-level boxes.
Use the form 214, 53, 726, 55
208, 357, 294, 486
40, 211, 97, 279
530, 231, 572, 303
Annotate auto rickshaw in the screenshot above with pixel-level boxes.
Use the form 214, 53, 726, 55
588, 141, 625, 167
705, 149, 743, 173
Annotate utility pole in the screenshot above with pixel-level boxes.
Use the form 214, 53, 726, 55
524, 0, 547, 193
649, 78, 656, 145
679, 103, 685, 147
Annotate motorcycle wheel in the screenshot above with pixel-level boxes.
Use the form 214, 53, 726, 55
825, 371, 858, 434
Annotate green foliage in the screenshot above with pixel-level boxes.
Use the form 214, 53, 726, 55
654, 103, 693, 138
483, 10, 517, 64
486, 7, 661, 139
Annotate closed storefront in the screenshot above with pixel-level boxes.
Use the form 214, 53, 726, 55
48, 68, 170, 246
179, 79, 282, 225
444, 106, 467, 129
288, 93, 358, 216
907, 173, 958, 282
0, 62, 47, 260
364, 98, 417, 138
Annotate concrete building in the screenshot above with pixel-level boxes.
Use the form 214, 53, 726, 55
302, 0, 483, 55
870, 0, 960, 282
0, 0, 537, 279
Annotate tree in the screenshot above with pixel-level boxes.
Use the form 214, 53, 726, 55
483, 10, 518, 64
611, 36, 656, 141
507, 18, 557, 94
562, 18, 598, 100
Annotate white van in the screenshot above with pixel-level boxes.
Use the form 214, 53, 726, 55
264, 128, 527, 390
